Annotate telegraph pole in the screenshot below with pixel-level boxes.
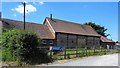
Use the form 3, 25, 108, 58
23, 2, 26, 30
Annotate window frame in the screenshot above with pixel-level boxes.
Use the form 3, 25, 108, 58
49, 40, 54, 44
42, 40, 47, 44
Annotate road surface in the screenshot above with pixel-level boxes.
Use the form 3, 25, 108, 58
49, 54, 118, 66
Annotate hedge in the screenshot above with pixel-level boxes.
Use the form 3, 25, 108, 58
2, 29, 51, 65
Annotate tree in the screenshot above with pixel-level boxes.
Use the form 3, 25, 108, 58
2, 29, 51, 65
84, 22, 110, 37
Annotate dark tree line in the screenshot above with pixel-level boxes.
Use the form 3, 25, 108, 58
84, 22, 110, 37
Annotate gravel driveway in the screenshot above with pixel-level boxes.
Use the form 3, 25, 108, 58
48, 54, 118, 66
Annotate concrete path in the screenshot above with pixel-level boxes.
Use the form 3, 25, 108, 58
48, 54, 118, 66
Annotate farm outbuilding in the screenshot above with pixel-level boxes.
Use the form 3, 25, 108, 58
43, 17, 100, 48
1, 17, 114, 49
100, 35, 115, 49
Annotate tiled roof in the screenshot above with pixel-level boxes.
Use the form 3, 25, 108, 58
100, 35, 114, 43
1, 18, 55, 39
46, 17, 100, 37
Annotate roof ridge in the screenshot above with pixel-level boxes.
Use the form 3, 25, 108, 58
46, 17, 92, 28
101, 35, 114, 42
1, 18, 43, 25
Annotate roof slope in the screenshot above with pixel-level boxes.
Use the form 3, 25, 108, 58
100, 35, 114, 43
46, 17, 100, 37
1, 18, 54, 39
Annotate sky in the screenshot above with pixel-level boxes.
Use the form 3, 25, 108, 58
1, 2, 118, 41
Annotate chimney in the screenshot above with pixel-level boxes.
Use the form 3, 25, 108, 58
50, 14, 52, 20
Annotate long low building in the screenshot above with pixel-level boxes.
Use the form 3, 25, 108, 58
1, 17, 105, 48
100, 35, 115, 49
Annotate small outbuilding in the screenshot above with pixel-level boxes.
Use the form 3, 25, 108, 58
100, 35, 115, 49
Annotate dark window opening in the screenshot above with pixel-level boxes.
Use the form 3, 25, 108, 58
72, 40, 74, 43
42, 40, 46, 44
49, 40, 53, 44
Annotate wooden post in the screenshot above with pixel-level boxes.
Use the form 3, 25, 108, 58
85, 47, 87, 56
94, 48, 95, 55
23, 2, 26, 30
89, 49, 90, 56
64, 47, 66, 59
76, 46, 78, 57
104, 49, 106, 55
101, 46, 102, 52
105, 49, 107, 55
100, 46, 102, 55
87, 48, 89, 56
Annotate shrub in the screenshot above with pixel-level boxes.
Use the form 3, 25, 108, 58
2, 29, 51, 65
2, 49, 16, 61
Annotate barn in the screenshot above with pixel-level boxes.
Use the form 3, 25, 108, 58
43, 17, 101, 48
1, 17, 101, 48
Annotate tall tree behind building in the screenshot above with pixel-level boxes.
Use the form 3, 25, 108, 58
84, 22, 110, 37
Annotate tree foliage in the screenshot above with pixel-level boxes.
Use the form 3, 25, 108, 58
84, 22, 110, 37
2, 29, 51, 65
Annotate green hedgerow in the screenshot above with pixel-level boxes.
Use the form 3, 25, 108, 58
2, 29, 51, 65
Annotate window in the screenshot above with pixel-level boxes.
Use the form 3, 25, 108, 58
42, 40, 46, 44
49, 40, 53, 44
96, 41, 100, 44
72, 40, 74, 43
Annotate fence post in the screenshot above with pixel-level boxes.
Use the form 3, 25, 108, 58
94, 48, 95, 55
87, 48, 89, 56
100, 46, 102, 55
64, 47, 66, 59
89, 49, 90, 56
100, 46, 102, 52
105, 49, 107, 55
76, 46, 78, 57
85, 47, 87, 56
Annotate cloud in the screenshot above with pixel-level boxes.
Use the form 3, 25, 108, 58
39, 2, 44, 5
11, 4, 37, 14
23, 1, 28, 3
32, 2, 44, 5
13, 14, 16, 17
11, 8, 14, 11
32, 2, 36, 4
